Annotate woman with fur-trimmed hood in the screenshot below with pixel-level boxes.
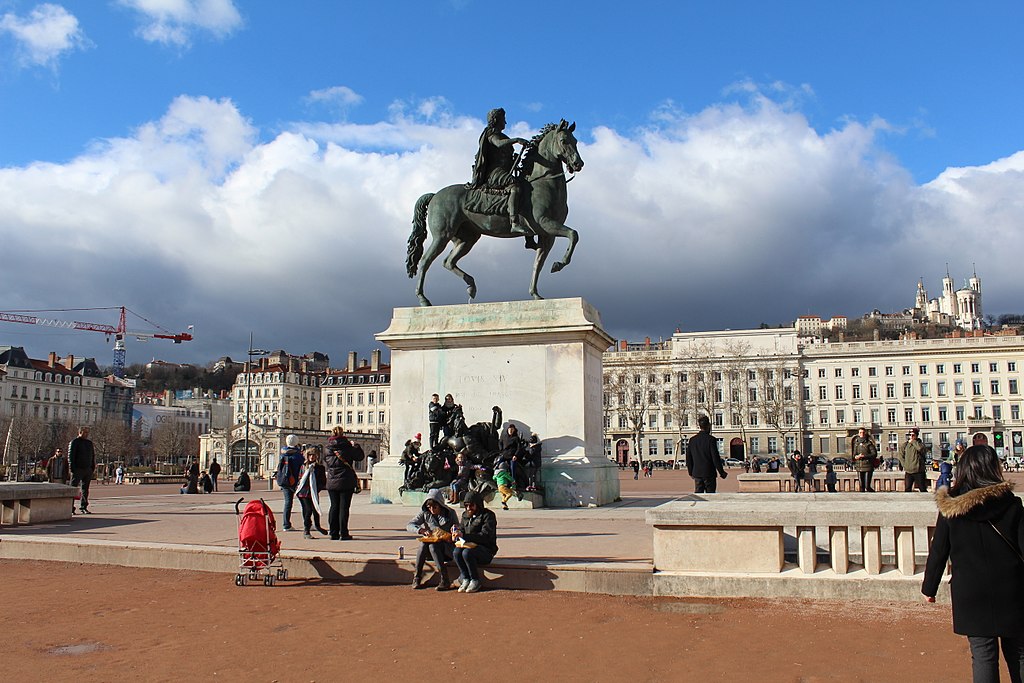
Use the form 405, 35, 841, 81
922, 444, 1024, 681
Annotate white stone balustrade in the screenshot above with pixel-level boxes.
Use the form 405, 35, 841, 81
737, 471, 940, 493
646, 493, 948, 601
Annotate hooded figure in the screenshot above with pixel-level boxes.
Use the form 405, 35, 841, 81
406, 489, 458, 590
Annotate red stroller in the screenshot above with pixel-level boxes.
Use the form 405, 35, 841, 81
234, 498, 287, 586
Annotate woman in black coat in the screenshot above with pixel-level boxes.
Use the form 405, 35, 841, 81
923, 444, 1024, 682
323, 426, 364, 540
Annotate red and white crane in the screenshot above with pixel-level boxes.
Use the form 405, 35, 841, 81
0, 306, 193, 377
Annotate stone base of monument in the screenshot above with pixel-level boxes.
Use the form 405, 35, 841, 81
377, 297, 620, 508
401, 488, 544, 509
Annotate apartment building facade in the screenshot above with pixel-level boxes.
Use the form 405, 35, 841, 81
603, 328, 1024, 464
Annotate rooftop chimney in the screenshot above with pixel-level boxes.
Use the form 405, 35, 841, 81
64, 354, 75, 370
347, 351, 357, 373
48, 352, 57, 368
371, 349, 381, 371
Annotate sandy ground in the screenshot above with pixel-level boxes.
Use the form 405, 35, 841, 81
5, 558, 977, 683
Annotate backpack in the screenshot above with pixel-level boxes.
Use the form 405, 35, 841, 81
276, 454, 297, 488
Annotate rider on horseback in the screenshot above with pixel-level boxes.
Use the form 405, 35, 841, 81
468, 108, 535, 240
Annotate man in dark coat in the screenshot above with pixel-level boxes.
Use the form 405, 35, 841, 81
209, 458, 221, 492
68, 427, 96, 513
685, 415, 727, 493
428, 393, 443, 450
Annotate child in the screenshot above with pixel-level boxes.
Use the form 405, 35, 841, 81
493, 460, 520, 510
936, 459, 953, 489
825, 461, 838, 492
448, 451, 474, 504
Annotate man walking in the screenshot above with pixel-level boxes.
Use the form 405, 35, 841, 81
209, 458, 221, 492
898, 428, 928, 492
68, 427, 96, 514
686, 415, 728, 493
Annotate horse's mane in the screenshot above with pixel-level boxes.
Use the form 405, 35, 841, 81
518, 122, 559, 174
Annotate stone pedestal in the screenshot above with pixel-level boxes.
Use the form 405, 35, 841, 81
375, 297, 619, 507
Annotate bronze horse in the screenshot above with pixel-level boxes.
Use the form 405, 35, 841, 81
406, 120, 584, 306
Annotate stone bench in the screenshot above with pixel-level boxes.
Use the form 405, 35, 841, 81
647, 493, 939, 575
125, 474, 188, 485
737, 471, 940, 493
0, 482, 77, 526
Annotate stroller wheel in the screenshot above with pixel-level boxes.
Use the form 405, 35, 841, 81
276, 569, 287, 581
263, 575, 274, 587
234, 574, 244, 586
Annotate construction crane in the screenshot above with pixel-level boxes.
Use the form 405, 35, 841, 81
0, 306, 193, 377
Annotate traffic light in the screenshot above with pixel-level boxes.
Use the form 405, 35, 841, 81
994, 432, 1005, 448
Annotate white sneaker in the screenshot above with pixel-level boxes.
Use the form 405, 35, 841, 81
465, 579, 481, 593
456, 579, 468, 592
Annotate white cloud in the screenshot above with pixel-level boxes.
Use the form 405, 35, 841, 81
306, 86, 364, 115
2, 91, 1023, 363
0, 3, 89, 68
118, 0, 242, 46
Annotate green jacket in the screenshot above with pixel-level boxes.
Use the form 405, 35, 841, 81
898, 438, 926, 474
851, 435, 878, 472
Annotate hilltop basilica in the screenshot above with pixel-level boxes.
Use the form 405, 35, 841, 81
913, 267, 983, 330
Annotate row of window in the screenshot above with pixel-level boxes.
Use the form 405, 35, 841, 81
236, 387, 318, 401
324, 411, 387, 426
322, 374, 390, 386
8, 402, 94, 421
325, 391, 388, 407
608, 369, 792, 385
812, 378, 1020, 401
817, 361, 1017, 378
241, 372, 319, 386
812, 403, 1021, 425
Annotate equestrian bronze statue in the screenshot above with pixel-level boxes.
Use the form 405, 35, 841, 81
406, 109, 584, 306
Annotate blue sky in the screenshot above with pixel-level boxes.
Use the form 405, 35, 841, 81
1, 1, 1023, 367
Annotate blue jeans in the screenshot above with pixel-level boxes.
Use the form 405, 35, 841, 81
281, 487, 296, 529
453, 546, 494, 582
968, 636, 1024, 683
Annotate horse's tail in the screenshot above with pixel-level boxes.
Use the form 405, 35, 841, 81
406, 192, 434, 278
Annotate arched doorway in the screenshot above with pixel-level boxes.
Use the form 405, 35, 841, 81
616, 439, 630, 465
230, 439, 259, 474
729, 437, 745, 461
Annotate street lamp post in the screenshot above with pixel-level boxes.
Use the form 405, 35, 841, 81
244, 333, 269, 489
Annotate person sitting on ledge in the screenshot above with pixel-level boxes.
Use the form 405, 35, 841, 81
199, 470, 214, 494
233, 469, 251, 492
448, 451, 475, 504
452, 492, 498, 593
406, 489, 458, 591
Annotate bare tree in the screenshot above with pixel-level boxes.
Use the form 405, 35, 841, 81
150, 417, 198, 471
753, 360, 801, 461
90, 418, 133, 467
604, 358, 662, 466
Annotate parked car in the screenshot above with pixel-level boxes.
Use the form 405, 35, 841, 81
830, 457, 851, 468
724, 458, 744, 468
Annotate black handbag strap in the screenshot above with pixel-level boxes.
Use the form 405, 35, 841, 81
989, 521, 1024, 564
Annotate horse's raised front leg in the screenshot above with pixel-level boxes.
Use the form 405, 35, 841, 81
537, 217, 579, 273
444, 234, 481, 301
529, 236, 555, 299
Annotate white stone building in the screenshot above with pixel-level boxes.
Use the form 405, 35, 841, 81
230, 350, 324, 431
0, 347, 105, 425
320, 350, 390, 454
915, 268, 983, 330
604, 328, 1024, 463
